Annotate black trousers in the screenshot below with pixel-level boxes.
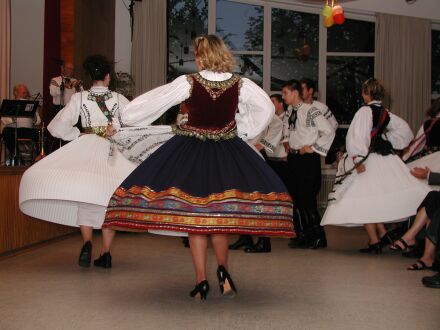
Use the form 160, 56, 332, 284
288, 152, 321, 210
2, 127, 39, 158
287, 152, 322, 233
420, 191, 440, 247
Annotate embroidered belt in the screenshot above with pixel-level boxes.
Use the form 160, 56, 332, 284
83, 126, 108, 138
172, 121, 237, 141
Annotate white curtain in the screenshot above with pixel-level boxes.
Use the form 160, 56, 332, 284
131, 0, 166, 97
0, 0, 11, 100
376, 13, 431, 133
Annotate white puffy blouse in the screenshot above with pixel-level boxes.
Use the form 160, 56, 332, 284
121, 70, 275, 141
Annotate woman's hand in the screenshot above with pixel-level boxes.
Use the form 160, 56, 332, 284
355, 163, 366, 173
106, 124, 116, 138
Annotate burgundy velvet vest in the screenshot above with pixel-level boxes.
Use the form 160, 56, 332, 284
182, 73, 241, 130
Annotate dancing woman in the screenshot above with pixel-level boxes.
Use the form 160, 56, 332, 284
19, 55, 136, 268
102, 35, 294, 300
321, 78, 430, 253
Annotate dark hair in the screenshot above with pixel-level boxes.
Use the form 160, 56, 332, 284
300, 78, 316, 92
270, 93, 283, 103
426, 97, 440, 118
83, 55, 112, 81
282, 79, 302, 98
361, 78, 385, 101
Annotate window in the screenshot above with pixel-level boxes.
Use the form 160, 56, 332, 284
167, 0, 376, 124
271, 8, 319, 91
167, 0, 208, 81
326, 19, 375, 124
216, 0, 264, 86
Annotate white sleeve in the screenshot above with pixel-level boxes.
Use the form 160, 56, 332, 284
47, 93, 81, 141
236, 78, 274, 141
260, 115, 283, 153
310, 107, 336, 156
121, 75, 190, 127
112, 94, 130, 129
49, 78, 60, 97
346, 106, 372, 158
385, 113, 414, 150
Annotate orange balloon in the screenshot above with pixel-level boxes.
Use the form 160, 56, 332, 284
324, 15, 334, 28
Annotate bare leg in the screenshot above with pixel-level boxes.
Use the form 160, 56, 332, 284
364, 223, 380, 244
376, 223, 387, 238
408, 238, 436, 269
398, 207, 430, 247
101, 228, 115, 254
189, 234, 208, 283
79, 225, 93, 243
211, 234, 229, 268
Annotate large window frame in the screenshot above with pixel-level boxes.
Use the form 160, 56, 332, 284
205, 0, 376, 103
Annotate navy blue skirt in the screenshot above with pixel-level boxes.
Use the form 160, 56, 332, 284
103, 135, 294, 236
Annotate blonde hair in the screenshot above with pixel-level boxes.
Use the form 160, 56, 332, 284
361, 78, 385, 101
193, 35, 236, 73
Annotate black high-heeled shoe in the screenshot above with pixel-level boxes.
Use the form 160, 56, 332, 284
359, 242, 382, 254
217, 265, 237, 297
78, 241, 92, 267
94, 252, 112, 268
189, 280, 209, 301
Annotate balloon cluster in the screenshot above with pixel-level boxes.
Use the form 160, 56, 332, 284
322, 2, 345, 28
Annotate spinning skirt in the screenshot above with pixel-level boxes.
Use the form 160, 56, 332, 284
103, 135, 294, 236
19, 135, 136, 228
321, 154, 431, 227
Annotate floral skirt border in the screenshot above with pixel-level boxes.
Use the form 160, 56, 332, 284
103, 186, 295, 237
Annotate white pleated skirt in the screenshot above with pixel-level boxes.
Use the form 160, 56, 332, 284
19, 134, 136, 228
321, 153, 432, 227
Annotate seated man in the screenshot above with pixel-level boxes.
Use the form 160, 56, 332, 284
391, 167, 440, 288
1, 84, 41, 162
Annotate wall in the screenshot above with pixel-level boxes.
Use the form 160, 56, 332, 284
10, 0, 44, 97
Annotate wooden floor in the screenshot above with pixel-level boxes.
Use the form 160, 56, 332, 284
0, 227, 439, 330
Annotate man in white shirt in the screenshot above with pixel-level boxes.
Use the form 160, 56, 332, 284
301, 78, 338, 131
49, 62, 82, 111
282, 79, 335, 249
1, 84, 41, 163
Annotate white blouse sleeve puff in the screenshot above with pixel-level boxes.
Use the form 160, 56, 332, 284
346, 105, 372, 159
47, 92, 82, 141
120, 73, 274, 141
346, 105, 414, 160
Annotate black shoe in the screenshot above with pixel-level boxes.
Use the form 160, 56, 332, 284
359, 242, 382, 254
379, 233, 393, 248
288, 233, 308, 249
244, 237, 271, 253
78, 241, 92, 267
189, 280, 210, 300
94, 252, 112, 268
308, 226, 327, 249
182, 237, 190, 248
228, 235, 253, 250
422, 272, 440, 288
217, 265, 237, 296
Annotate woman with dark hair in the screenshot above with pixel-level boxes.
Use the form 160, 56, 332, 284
102, 35, 294, 300
19, 55, 136, 268
321, 78, 430, 253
